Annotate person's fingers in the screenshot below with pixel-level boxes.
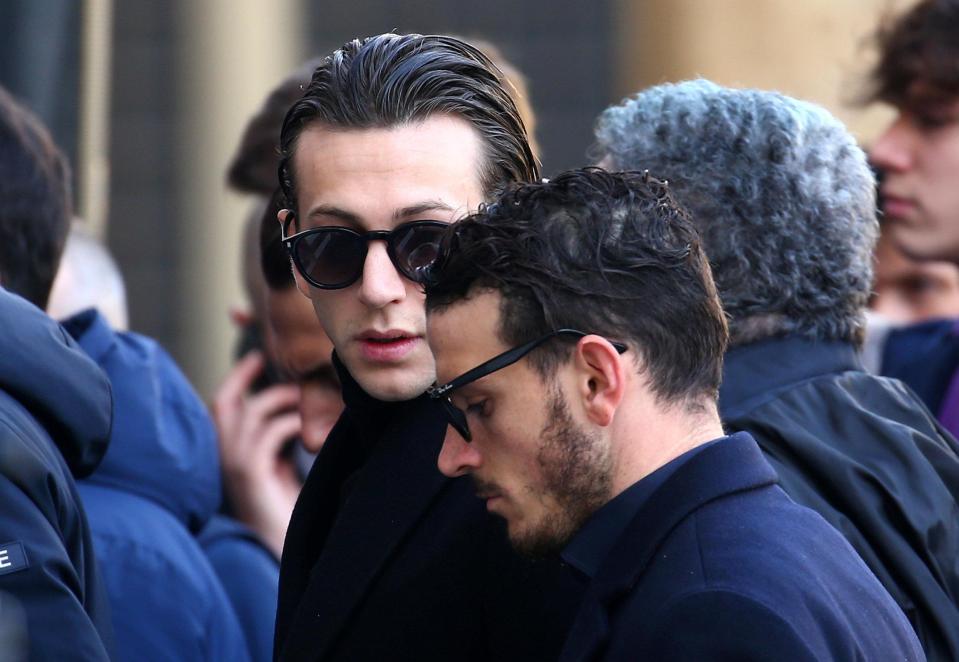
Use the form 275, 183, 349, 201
221, 409, 299, 479
229, 307, 254, 328
244, 384, 301, 427
220, 383, 299, 468
212, 351, 265, 419
255, 412, 303, 459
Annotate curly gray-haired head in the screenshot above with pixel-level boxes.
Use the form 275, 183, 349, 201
594, 79, 877, 347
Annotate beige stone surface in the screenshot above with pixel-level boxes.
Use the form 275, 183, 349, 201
612, 0, 915, 145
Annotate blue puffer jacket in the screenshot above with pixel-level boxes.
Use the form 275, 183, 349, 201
199, 514, 279, 662
0, 289, 115, 661
62, 309, 251, 662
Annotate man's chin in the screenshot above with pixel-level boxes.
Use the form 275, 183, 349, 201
507, 515, 576, 560
351, 365, 434, 402
895, 228, 959, 264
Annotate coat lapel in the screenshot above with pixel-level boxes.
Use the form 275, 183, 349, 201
558, 587, 612, 662
280, 397, 450, 661
558, 433, 778, 662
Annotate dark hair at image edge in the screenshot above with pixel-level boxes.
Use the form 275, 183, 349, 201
0, 86, 71, 308
866, 0, 959, 108
278, 33, 537, 218
426, 168, 729, 410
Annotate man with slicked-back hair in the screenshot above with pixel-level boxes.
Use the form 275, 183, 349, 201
272, 33, 581, 662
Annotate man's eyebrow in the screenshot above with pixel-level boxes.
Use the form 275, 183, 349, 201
305, 205, 361, 227
304, 201, 455, 227
394, 200, 456, 220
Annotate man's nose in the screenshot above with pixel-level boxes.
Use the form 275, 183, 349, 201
437, 426, 481, 477
870, 115, 917, 173
357, 241, 407, 308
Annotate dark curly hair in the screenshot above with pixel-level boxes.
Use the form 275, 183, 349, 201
0, 86, 71, 308
278, 33, 537, 217
426, 167, 728, 409
867, 0, 959, 109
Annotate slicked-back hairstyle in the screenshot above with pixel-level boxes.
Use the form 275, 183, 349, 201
278, 33, 537, 216
453, 36, 541, 161
0, 86, 71, 309
867, 0, 959, 109
426, 168, 728, 409
594, 79, 876, 347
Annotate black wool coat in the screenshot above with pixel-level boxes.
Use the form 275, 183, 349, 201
274, 355, 584, 662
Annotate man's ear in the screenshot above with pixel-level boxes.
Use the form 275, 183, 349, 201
278, 208, 313, 299
229, 306, 254, 328
573, 336, 626, 428
277, 208, 293, 230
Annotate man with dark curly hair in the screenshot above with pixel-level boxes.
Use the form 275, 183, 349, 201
865, 1, 959, 473
425, 167, 923, 661
869, 0, 959, 264
594, 79, 959, 660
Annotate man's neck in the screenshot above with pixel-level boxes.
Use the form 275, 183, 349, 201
609, 400, 725, 498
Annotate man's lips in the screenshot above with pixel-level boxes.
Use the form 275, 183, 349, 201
474, 487, 503, 509
881, 193, 917, 219
357, 328, 417, 341
355, 330, 421, 362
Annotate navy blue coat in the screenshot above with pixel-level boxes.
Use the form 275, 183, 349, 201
881, 318, 959, 417
721, 336, 959, 660
274, 355, 584, 662
559, 433, 924, 662
0, 289, 114, 660
200, 514, 279, 662
63, 309, 250, 662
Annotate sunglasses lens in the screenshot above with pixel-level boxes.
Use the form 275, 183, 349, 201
294, 229, 366, 287
393, 223, 446, 282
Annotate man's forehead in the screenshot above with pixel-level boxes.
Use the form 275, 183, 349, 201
428, 291, 504, 379
291, 117, 486, 227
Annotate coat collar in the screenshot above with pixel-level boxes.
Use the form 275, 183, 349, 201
719, 336, 862, 420
559, 432, 777, 662
278, 358, 451, 661
334, 351, 407, 445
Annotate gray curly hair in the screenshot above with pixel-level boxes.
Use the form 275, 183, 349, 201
594, 79, 876, 347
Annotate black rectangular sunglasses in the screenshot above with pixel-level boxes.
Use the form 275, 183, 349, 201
428, 329, 628, 441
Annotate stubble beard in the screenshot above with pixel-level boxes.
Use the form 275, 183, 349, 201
511, 383, 613, 558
